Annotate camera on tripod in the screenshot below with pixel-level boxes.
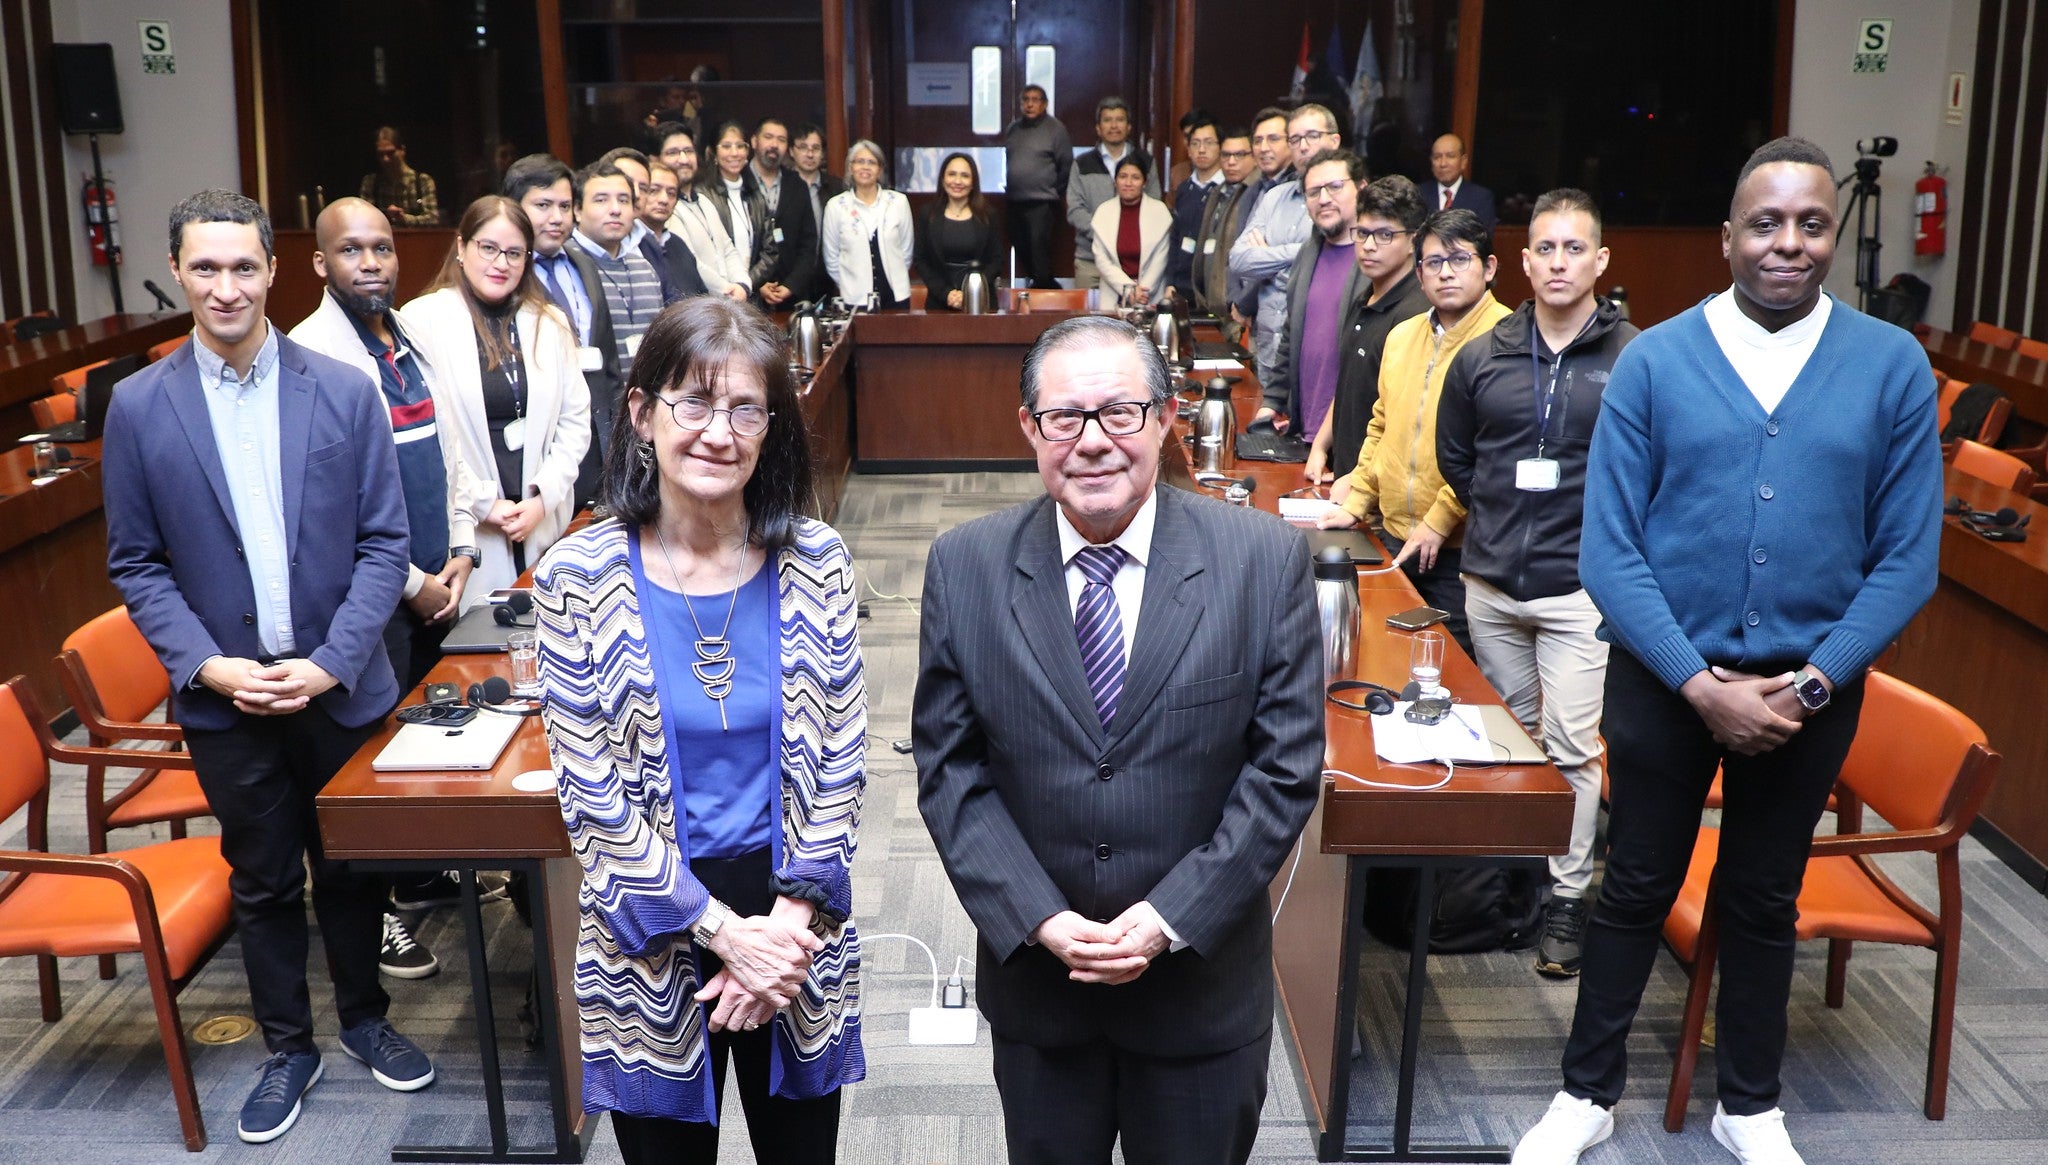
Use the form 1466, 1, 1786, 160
1838, 134, 1899, 313
1851, 136, 1897, 186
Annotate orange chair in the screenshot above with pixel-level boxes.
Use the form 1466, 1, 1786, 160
49, 358, 112, 398
59, 608, 208, 856
1661, 672, 1998, 1130
1936, 379, 2013, 446
2016, 336, 2048, 362
146, 334, 189, 363
1967, 320, 2020, 349
1, 310, 57, 343
28, 391, 78, 430
0, 676, 234, 1151
1949, 438, 2037, 493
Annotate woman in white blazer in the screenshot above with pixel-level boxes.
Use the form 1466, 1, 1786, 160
401, 195, 591, 609
820, 140, 913, 309
1089, 154, 1173, 307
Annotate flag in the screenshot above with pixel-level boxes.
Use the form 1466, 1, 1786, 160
1350, 19, 1385, 144
1289, 22, 1310, 102
1325, 24, 1348, 81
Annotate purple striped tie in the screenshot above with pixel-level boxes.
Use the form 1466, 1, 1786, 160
1073, 545, 1129, 727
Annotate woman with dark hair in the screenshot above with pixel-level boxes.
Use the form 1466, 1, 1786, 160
914, 151, 1003, 310
400, 195, 589, 607
1090, 154, 1172, 306
708, 121, 767, 287
532, 295, 867, 1164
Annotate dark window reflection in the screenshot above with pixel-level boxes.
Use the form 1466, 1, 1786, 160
1474, 0, 1777, 227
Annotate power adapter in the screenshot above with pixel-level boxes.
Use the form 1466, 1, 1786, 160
909, 974, 977, 1046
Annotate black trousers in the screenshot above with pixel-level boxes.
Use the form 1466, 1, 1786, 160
1379, 534, 1472, 656
991, 1028, 1271, 1165
184, 705, 389, 1054
1561, 648, 1865, 1114
381, 599, 452, 694
608, 848, 842, 1164
1008, 199, 1062, 288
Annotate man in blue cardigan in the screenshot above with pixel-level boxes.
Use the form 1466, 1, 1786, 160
1512, 139, 1942, 1165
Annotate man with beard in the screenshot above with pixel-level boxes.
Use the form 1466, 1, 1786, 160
1259, 148, 1366, 438
740, 117, 822, 304
289, 197, 493, 982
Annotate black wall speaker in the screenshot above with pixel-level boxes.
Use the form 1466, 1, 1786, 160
51, 43, 123, 135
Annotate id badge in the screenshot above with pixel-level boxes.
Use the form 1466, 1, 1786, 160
1181, 236, 1197, 254
577, 344, 603, 371
502, 417, 527, 452
623, 333, 643, 358
772, 227, 785, 245
1516, 457, 1560, 491
1203, 238, 1217, 254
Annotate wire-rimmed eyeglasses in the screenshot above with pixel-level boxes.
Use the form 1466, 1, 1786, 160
655, 394, 774, 437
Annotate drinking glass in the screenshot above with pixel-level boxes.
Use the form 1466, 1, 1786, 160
1409, 629, 1446, 698
507, 630, 540, 696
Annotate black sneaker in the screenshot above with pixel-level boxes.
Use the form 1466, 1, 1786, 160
379, 911, 439, 979
1535, 895, 1587, 978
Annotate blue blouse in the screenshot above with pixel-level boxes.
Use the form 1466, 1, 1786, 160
635, 539, 777, 860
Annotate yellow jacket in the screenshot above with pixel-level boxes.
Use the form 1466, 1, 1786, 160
1339, 292, 1511, 541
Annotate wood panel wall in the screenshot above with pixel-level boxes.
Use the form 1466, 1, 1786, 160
0, 0, 79, 326
1953, 0, 2048, 338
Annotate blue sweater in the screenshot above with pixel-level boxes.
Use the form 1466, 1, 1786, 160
1580, 295, 1942, 692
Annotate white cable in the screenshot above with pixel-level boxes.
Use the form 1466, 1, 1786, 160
1270, 835, 1306, 925
861, 932, 941, 1008
859, 569, 920, 615
1322, 759, 1456, 792
951, 954, 971, 981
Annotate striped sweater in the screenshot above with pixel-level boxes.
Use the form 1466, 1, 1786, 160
531, 517, 867, 1122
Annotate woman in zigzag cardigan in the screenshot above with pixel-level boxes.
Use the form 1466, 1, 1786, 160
530, 295, 866, 1163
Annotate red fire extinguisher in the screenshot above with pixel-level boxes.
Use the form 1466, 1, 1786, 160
84, 175, 121, 267
1915, 164, 1947, 257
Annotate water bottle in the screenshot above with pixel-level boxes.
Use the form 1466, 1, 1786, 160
1314, 546, 1361, 684
1192, 376, 1236, 473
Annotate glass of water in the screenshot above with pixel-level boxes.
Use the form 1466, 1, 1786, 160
1408, 629, 1446, 699
506, 630, 540, 697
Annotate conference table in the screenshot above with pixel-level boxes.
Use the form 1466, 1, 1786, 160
1919, 324, 2048, 455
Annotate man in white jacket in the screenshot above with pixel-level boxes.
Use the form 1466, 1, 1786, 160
288, 196, 492, 981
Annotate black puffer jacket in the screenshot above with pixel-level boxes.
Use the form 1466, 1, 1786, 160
1436, 298, 1638, 600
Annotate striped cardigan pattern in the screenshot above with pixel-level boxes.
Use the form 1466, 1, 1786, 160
531, 516, 867, 1122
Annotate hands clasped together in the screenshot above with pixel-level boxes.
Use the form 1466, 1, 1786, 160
1679, 665, 1829, 756
693, 897, 823, 1033
1032, 905, 1173, 987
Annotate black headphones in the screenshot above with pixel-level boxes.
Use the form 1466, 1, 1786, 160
1326, 679, 1422, 715
493, 591, 536, 627
1946, 495, 2031, 541
468, 675, 543, 716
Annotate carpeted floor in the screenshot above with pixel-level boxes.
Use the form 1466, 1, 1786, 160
3, 471, 2044, 1163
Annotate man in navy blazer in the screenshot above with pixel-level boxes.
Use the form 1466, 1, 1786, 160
102, 190, 433, 1143
1430, 133, 1499, 235
914, 317, 1323, 1163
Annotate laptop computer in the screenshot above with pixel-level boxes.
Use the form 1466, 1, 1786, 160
440, 602, 518, 654
47, 353, 142, 443
371, 707, 525, 773
1302, 527, 1387, 566
1477, 705, 1550, 764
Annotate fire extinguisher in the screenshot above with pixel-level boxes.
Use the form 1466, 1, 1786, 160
1915, 164, 1947, 257
83, 175, 121, 267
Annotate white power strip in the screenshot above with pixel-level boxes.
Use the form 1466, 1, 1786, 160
907, 1005, 979, 1045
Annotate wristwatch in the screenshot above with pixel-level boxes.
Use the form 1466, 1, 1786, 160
690, 898, 732, 948
1791, 669, 1831, 714
449, 545, 482, 569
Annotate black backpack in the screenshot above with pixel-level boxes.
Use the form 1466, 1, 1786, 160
1362, 864, 1546, 953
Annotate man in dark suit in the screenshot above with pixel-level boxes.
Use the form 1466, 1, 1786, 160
1430, 133, 1498, 235
740, 117, 822, 305
914, 316, 1324, 1164
506, 153, 617, 505
102, 190, 430, 1144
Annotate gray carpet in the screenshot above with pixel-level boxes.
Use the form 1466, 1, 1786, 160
2, 470, 2044, 1162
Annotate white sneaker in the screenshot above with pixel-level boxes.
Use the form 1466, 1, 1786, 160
1711, 1104, 1804, 1164
1512, 1091, 1615, 1164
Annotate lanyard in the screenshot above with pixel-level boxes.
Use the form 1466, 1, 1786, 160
595, 258, 639, 328
495, 312, 526, 420
1528, 313, 1594, 457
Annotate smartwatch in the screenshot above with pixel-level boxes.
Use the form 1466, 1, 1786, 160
690, 898, 732, 948
1791, 669, 1830, 715
449, 545, 482, 569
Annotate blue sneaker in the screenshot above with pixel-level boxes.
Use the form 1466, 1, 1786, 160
339, 1016, 435, 1091
237, 1050, 323, 1143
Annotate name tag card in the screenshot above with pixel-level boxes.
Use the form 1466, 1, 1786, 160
578, 345, 603, 371
1516, 457, 1560, 491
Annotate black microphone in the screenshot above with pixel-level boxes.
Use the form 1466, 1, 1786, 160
468, 675, 543, 716
1237, 475, 1258, 496
142, 279, 178, 311
493, 591, 535, 627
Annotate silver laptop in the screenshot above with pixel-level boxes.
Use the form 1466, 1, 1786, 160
371, 709, 525, 772
1478, 705, 1550, 764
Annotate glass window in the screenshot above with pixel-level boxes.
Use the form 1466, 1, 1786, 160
971, 46, 1002, 136
1025, 45, 1056, 116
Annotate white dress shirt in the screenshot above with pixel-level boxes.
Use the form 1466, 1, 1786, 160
1703, 285, 1833, 414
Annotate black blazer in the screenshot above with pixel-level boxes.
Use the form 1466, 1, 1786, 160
913, 207, 1003, 310
556, 242, 621, 503
741, 166, 822, 300
1438, 180, 1498, 235
913, 486, 1324, 1057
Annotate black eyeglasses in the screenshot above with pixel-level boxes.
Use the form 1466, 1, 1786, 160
1029, 400, 1155, 441
1419, 251, 1480, 274
471, 239, 527, 266
656, 394, 774, 437
1351, 226, 1409, 246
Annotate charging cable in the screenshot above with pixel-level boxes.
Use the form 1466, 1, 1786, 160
863, 932, 969, 1009
1323, 757, 1457, 792
1270, 835, 1305, 925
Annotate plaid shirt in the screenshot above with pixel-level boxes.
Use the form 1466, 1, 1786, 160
359, 166, 440, 227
